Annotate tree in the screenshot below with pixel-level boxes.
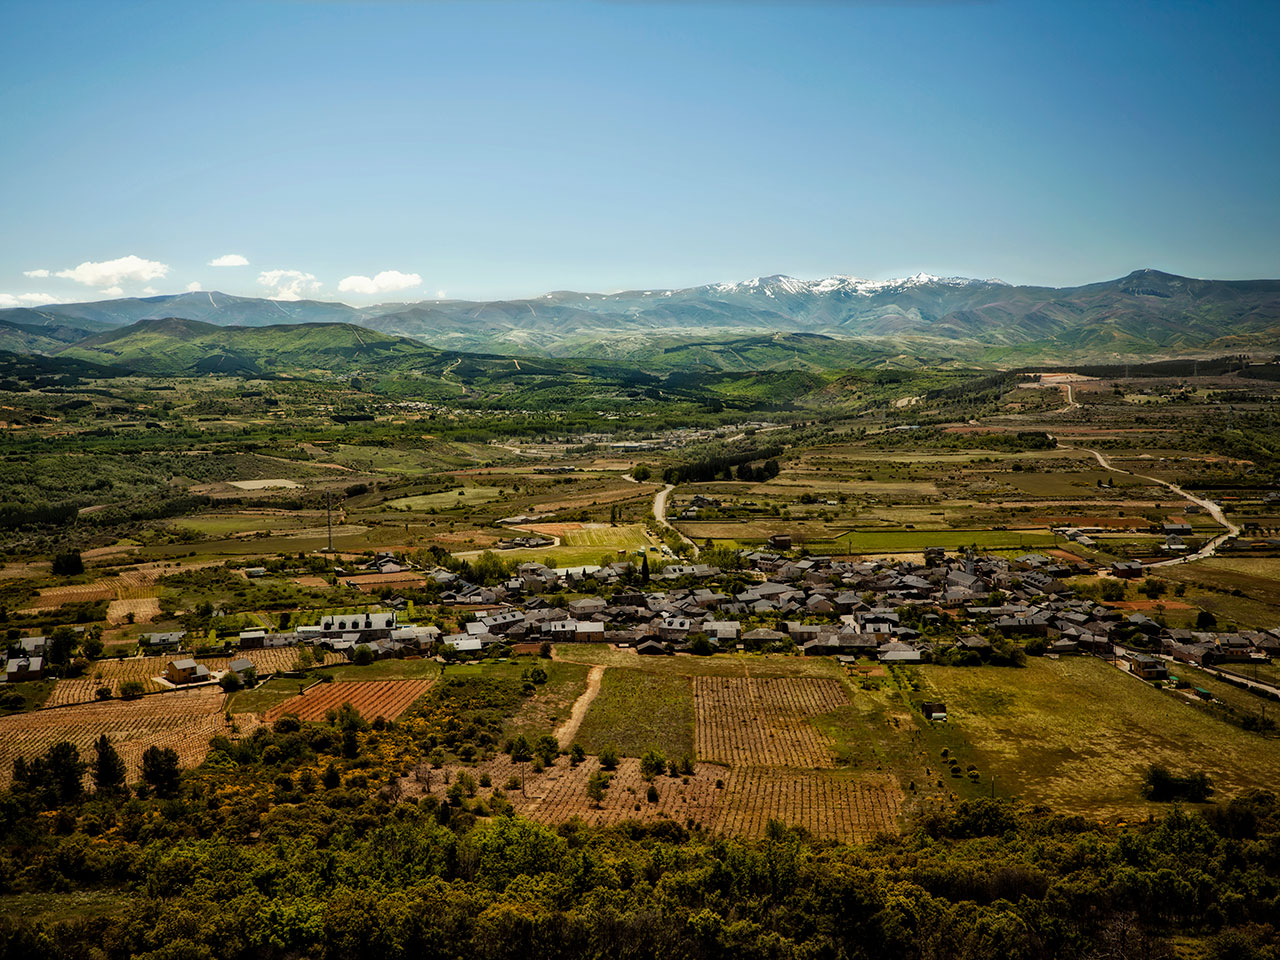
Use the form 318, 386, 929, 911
141, 746, 181, 798
353, 644, 374, 666
21, 741, 87, 806
321, 762, 341, 790
632, 464, 652, 482
534, 734, 560, 766
92, 734, 127, 795
509, 734, 532, 763
640, 749, 668, 781
599, 743, 619, 771
219, 671, 243, 693
586, 771, 608, 806
47, 625, 77, 668
641, 554, 650, 584
120, 681, 145, 700
51, 551, 84, 576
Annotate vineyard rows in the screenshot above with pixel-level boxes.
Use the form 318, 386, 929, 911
716, 768, 901, 842
46, 648, 345, 707
406, 754, 901, 840
0, 687, 227, 789
694, 677, 849, 768
265, 679, 435, 722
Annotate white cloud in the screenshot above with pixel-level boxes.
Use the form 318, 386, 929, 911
142, 287, 158, 296
436, 290, 447, 300
209, 253, 249, 267
56, 255, 169, 288
23, 269, 49, 278
0, 292, 56, 307
99, 286, 124, 298
337, 270, 422, 296
186, 281, 203, 292
258, 269, 321, 301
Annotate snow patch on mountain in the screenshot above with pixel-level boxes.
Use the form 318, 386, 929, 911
705, 273, 1007, 298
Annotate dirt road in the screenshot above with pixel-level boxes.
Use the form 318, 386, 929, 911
1069, 445, 1238, 566
653, 483, 699, 556
554, 664, 605, 745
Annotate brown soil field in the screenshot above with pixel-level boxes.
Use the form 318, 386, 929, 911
1032, 517, 1152, 528
107, 597, 160, 624
19, 583, 115, 611
265, 678, 435, 722
1109, 600, 1195, 612
0, 687, 228, 789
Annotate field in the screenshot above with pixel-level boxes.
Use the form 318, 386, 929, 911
46, 648, 346, 706
384, 486, 503, 511
573, 668, 694, 760
18, 582, 115, 612
0, 687, 228, 789
264, 678, 436, 722
404, 753, 901, 842
693, 677, 848, 767
916, 658, 1280, 819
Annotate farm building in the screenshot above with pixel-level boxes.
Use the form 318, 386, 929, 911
1111, 561, 1145, 579
1125, 652, 1169, 681
141, 631, 186, 652
4, 656, 43, 682
637, 639, 670, 656
921, 701, 947, 721
165, 659, 211, 685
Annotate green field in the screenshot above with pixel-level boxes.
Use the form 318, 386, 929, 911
228, 677, 301, 714
384, 486, 504, 511
916, 658, 1280, 818
319, 658, 444, 682
574, 667, 695, 760
560, 523, 652, 551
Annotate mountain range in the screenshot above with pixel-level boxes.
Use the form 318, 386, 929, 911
3, 269, 1279, 369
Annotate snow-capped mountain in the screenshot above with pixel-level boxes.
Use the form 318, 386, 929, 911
3, 269, 1278, 360
707, 273, 1008, 298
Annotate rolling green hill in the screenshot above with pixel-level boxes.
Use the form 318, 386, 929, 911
58, 317, 439, 375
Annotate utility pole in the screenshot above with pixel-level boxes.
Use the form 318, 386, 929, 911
326, 489, 334, 553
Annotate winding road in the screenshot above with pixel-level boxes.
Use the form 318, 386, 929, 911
653, 483, 700, 556
1061, 443, 1238, 566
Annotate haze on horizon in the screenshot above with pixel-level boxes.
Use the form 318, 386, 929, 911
2, 0, 1278, 309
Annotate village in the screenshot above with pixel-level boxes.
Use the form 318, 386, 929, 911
6, 542, 1276, 711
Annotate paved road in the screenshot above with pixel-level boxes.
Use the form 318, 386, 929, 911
653, 483, 699, 556
1060, 442, 1238, 567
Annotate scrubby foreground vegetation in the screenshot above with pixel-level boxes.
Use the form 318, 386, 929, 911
1, 726, 1279, 960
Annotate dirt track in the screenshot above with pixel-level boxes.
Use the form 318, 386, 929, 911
554, 664, 604, 745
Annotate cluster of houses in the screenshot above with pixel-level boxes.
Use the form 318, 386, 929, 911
415, 549, 1280, 669
6, 545, 1277, 690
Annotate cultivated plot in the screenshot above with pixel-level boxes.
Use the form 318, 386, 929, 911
264, 678, 435, 722
694, 676, 848, 767
0, 687, 227, 789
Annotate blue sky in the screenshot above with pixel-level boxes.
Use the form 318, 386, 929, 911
2, 0, 1278, 305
